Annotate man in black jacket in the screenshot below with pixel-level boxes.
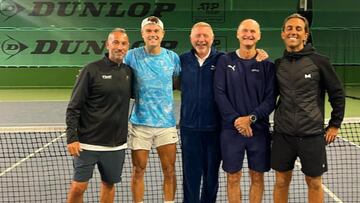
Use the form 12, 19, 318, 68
66, 28, 132, 203
271, 14, 345, 203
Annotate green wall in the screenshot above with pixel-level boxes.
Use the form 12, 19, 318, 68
0, 0, 359, 88
0, 68, 80, 88
0, 66, 356, 89
335, 66, 360, 87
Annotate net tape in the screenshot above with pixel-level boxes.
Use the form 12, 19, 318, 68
1, 119, 359, 202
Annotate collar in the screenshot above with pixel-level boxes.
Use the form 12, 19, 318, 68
103, 53, 123, 66
195, 49, 211, 61
191, 46, 217, 59
283, 43, 315, 59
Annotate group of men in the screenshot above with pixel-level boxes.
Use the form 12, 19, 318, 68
65, 13, 345, 203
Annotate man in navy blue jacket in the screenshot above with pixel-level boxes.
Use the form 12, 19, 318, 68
179, 22, 223, 203
214, 19, 276, 203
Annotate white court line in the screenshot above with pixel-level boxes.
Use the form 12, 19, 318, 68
339, 136, 360, 149
292, 134, 359, 202
0, 100, 69, 102
0, 123, 65, 127
323, 186, 344, 203
321, 135, 359, 202
323, 132, 359, 202
295, 161, 344, 202
0, 133, 66, 177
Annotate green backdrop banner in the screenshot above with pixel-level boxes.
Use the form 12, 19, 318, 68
0, 0, 296, 28
311, 0, 360, 65
312, 29, 360, 65
0, 0, 297, 66
313, 0, 360, 27
0, 29, 284, 66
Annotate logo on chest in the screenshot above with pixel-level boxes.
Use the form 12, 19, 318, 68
102, 75, 112, 79
227, 65, 236, 71
304, 74, 311, 79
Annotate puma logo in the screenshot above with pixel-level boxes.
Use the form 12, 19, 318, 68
228, 65, 236, 71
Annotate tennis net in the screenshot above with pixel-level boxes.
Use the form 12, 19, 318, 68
1, 119, 359, 202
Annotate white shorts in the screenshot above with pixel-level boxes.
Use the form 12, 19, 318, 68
128, 123, 178, 150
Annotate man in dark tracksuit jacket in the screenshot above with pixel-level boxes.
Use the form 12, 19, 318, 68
214, 19, 276, 203
271, 14, 345, 203
179, 22, 223, 203
66, 28, 132, 203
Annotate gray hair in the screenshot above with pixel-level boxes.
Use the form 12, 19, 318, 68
108, 28, 127, 39
191, 22, 214, 37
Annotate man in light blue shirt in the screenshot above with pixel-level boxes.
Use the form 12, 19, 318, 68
124, 16, 181, 203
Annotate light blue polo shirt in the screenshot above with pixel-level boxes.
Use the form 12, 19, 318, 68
124, 47, 181, 127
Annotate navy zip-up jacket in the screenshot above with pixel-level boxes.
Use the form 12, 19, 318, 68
179, 47, 224, 131
214, 52, 276, 131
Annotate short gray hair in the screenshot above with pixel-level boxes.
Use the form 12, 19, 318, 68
190, 22, 214, 37
108, 28, 127, 39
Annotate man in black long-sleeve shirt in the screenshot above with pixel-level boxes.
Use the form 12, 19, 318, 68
271, 14, 345, 203
66, 28, 132, 203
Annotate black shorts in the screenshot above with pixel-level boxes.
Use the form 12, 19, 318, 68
73, 149, 125, 184
271, 133, 327, 177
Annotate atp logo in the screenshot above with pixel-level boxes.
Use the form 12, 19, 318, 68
192, 0, 224, 23
0, 0, 24, 21
1, 35, 28, 59
197, 2, 220, 14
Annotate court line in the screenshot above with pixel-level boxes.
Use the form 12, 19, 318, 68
323, 186, 344, 203
339, 136, 360, 149
295, 161, 344, 203
0, 122, 65, 125
0, 123, 65, 127
0, 100, 69, 102
292, 134, 360, 203
0, 133, 66, 177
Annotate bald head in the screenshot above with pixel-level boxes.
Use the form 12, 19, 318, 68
237, 19, 261, 49
238, 19, 260, 33
106, 28, 129, 63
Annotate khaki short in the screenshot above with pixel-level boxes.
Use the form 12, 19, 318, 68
128, 123, 179, 150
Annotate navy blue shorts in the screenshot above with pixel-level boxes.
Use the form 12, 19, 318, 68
271, 133, 327, 177
220, 128, 271, 173
73, 149, 125, 184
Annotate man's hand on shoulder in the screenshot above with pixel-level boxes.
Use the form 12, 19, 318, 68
255, 49, 269, 62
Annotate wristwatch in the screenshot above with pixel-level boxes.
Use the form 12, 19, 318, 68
249, 114, 257, 123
